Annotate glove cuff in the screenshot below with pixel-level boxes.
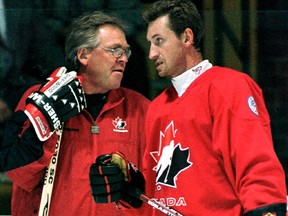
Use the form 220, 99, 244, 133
120, 162, 145, 208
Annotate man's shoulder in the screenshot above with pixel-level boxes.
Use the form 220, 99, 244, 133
210, 66, 249, 78
206, 66, 256, 88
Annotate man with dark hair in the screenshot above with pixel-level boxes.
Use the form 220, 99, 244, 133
141, 0, 287, 215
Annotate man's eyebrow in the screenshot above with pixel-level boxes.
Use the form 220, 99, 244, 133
151, 34, 161, 39
110, 44, 131, 49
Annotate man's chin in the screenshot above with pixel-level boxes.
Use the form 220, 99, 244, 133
158, 71, 166, 78
110, 81, 122, 90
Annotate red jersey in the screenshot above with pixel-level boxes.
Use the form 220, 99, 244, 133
6, 86, 150, 216
143, 66, 287, 215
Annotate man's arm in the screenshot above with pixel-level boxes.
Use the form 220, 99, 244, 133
0, 110, 46, 172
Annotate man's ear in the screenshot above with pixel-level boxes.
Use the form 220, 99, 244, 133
77, 48, 89, 65
182, 28, 194, 46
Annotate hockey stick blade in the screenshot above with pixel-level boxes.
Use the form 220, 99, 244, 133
125, 186, 183, 216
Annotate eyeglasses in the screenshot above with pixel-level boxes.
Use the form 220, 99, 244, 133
101, 47, 132, 59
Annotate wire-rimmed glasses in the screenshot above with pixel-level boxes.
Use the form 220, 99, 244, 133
101, 47, 132, 59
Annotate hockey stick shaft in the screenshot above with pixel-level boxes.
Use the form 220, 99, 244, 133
140, 194, 183, 216
126, 186, 183, 216
38, 127, 63, 216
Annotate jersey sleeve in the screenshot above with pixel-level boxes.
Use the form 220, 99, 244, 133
4, 85, 58, 192
210, 72, 287, 213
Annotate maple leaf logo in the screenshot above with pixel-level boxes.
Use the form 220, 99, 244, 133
112, 117, 126, 128
150, 121, 192, 188
112, 117, 128, 132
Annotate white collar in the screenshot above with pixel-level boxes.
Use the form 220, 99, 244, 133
172, 60, 213, 97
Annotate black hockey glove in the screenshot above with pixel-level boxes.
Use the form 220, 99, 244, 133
25, 67, 87, 141
90, 152, 145, 208
0, 110, 45, 171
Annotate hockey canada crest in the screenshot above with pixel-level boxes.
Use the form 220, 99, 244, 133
150, 121, 192, 188
112, 117, 128, 132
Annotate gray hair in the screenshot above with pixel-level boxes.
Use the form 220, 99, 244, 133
65, 11, 127, 71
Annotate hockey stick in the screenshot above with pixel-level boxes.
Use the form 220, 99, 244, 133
38, 127, 63, 216
126, 186, 183, 216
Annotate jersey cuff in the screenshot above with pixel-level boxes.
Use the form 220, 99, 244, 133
244, 203, 287, 216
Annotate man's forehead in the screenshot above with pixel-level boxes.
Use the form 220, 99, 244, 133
149, 15, 169, 29
98, 25, 125, 35
98, 25, 127, 44
147, 17, 173, 39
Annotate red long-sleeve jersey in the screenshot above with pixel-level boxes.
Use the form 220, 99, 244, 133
143, 66, 287, 215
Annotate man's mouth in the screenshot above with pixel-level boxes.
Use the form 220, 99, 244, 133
155, 61, 163, 70
112, 69, 124, 73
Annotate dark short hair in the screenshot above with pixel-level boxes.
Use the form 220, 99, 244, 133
143, 0, 204, 50
65, 11, 127, 71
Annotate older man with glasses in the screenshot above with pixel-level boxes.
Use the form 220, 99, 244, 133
2, 11, 150, 216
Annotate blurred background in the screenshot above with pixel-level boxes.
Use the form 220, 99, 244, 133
1, 0, 288, 214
